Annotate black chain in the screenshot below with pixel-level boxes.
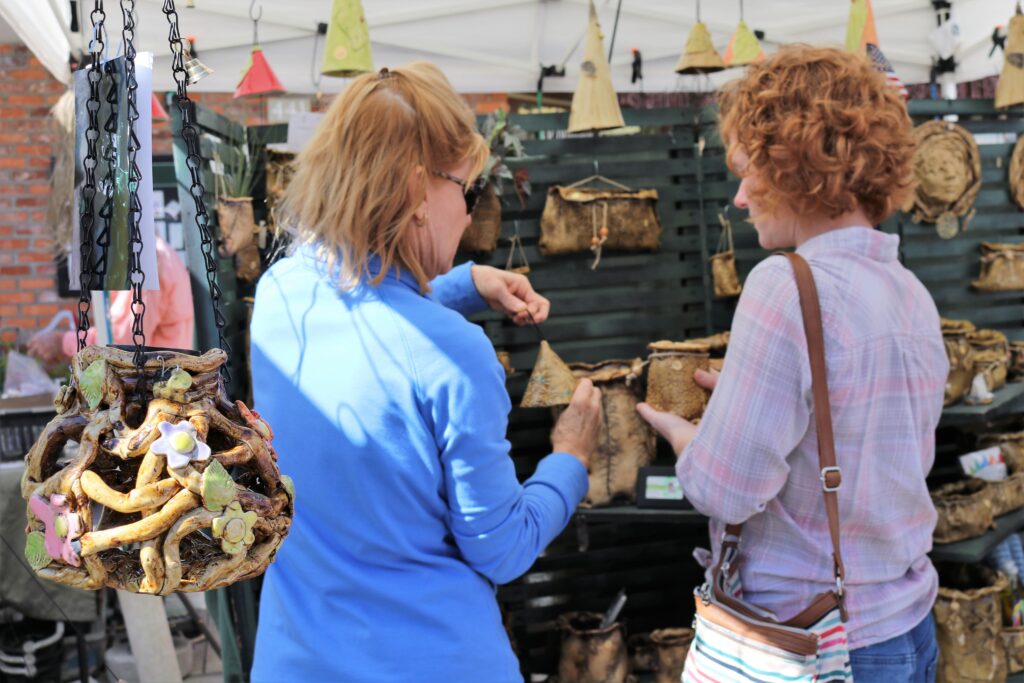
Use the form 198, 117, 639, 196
76, 2, 107, 351
162, 0, 232, 381
94, 57, 117, 291
121, 0, 147, 378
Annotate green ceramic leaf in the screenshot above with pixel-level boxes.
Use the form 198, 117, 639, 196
202, 459, 235, 511
25, 531, 50, 570
80, 360, 107, 410
280, 475, 295, 501
166, 369, 193, 391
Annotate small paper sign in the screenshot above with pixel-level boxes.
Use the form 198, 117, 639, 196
645, 475, 684, 501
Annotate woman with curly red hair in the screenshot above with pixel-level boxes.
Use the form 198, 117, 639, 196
639, 45, 946, 681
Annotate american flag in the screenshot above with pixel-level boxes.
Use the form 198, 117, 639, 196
867, 43, 909, 98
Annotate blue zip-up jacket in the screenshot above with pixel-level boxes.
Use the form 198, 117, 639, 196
249, 249, 588, 682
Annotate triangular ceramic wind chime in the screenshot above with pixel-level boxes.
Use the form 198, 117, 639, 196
235, 1, 286, 98
568, 0, 624, 134
676, 0, 725, 75
321, 0, 375, 78
996, 2, 1024, 109
722, 0, 764, 67
20, 0, 293, 597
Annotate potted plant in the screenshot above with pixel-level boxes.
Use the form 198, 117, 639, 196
460, 109, 532, 253
213, 134, 263, 260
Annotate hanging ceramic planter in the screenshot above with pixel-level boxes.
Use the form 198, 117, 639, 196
459, 184, 502, 253
558, 359, 654, 508
539, 177, 661, 265
21, 347, 293, 594
265, 149, 296, 228
556, 611, 629, 683
1011, 341, 1024, 381
1004, 626, 1024, 675
972, 242, 1024, 292
710, 211, 742, 298
505, 228, 531, 275
967, 329, 1011, 394
645, 341, 711, 421
934, 564, 1009, 683
941, 318, 976, 407
650, 627, 695, 683
28, 6, 294, 596
216, 196, 256, 257
930, 479, 995, 544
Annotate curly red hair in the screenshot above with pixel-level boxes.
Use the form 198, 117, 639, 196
718, 45, 915, 225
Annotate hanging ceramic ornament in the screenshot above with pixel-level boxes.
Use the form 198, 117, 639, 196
905, 121, 981, 238
997, 4, 1024, 109
521, 341, 578, 408
235, 47, 286, 98
675, 1, 725, 76
321, 0, 374, 78
567, 0, 624, 134
723, 20, 764, 67
235, 6, 285, 99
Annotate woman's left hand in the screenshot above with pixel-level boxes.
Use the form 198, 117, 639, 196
471, 265, 550, 326
636, 403, 698, 457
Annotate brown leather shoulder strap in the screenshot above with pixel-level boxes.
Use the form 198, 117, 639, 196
781, 252, 846, 591
715, 252, 846, 612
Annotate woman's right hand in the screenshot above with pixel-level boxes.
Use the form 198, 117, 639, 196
551, 379, 603, 470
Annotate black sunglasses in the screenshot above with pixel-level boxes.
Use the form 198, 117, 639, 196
433, 170, 487, 214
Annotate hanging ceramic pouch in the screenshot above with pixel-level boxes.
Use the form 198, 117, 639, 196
710, 211, 742, 297
539, 174, 661, 259
504, 220, 531, 275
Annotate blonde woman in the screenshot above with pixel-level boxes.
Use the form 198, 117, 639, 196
249, 63, 602, 683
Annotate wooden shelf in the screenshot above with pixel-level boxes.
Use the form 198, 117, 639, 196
940, 382, 1024, 428
574, 505, 706, 525
930, 507, 1024, 564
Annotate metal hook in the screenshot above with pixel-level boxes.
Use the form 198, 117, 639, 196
157, 355, 166, 377
593, 159, 599, 176
249, 0, 262, 45
739, 0, 744, 21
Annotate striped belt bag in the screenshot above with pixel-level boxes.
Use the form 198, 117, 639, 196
683, 253, 853, 683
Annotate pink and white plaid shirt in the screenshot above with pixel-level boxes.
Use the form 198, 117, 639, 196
679, 226, 947, 650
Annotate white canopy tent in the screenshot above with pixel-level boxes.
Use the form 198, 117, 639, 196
1, 0, 1018, 95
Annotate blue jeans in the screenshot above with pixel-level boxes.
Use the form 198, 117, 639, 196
849, 613, 937, 682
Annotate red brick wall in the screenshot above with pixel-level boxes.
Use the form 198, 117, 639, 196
0, 44, 73, 344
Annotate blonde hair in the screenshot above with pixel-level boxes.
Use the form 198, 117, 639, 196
283, 62, 488, 292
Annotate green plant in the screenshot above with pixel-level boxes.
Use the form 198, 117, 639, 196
214, 129, 267, 199
479, 109, 531, 206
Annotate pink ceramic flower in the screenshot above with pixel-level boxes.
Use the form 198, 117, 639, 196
150, 420, 211, 471
28, 494, 82, 567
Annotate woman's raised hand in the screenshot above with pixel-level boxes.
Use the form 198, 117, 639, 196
470, 265, 551, 326
550, 379, 603, 470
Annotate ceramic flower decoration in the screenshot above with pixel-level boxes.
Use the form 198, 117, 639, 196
212, 501, 258, 555
151, 420, 211, 471
22, 346, 292, 595
27, 494, 82, 567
